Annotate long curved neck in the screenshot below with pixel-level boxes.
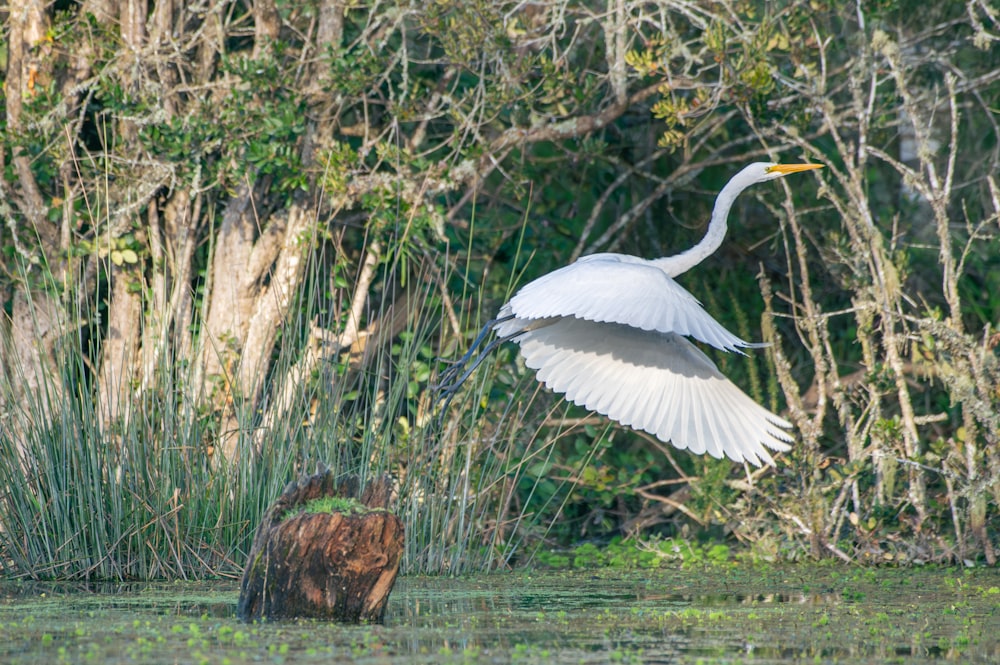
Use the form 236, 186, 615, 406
651, 172, 752, 278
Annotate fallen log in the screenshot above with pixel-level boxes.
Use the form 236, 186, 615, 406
237, 467, 402, 622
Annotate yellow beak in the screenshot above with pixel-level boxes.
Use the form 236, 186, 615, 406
768, 163, 825, 174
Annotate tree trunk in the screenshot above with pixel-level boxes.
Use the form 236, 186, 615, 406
238, 469, 402, 623
195, 183, 313, 460
97, 265, 141, 431
5, 291, 66, 432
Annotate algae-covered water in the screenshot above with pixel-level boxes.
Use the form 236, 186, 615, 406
1, 566, 998, 663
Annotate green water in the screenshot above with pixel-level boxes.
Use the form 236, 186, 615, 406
1, 566, 998, 663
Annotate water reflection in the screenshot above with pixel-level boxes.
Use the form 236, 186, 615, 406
390, 574, 845, 619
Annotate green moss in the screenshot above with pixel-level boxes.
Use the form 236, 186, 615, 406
282, 496, 381, 521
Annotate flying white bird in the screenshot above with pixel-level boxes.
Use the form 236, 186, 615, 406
439, 162, 824, 467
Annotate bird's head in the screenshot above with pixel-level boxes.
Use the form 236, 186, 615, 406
751, 162, 825, 183
714, 161, 825, 212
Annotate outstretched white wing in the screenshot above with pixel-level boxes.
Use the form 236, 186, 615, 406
513, 316, 792, 467
474, 163, 825, 466
498, 254, 756, 353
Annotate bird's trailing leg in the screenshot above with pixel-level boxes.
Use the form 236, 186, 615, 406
433, 316, 514, 405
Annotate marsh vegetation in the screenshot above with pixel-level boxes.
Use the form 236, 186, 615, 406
1, 0, 998, 580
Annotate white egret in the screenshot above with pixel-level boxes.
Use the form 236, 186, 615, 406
439, 162, 823, 467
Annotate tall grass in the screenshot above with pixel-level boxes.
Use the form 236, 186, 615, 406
0, 290, 297, 579
0, 212, 577, 579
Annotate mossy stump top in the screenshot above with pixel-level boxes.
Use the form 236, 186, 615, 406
237, 467, 402, 623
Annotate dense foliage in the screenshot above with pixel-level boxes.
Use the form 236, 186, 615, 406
1, 0, 998, 578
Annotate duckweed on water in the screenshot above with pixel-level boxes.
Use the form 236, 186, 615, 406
1, 565, 998, 663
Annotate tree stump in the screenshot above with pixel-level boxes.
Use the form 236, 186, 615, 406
237, 467, 402, 622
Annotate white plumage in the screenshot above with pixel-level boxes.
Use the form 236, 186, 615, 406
489, 162, 823, 467
495, 255, 755, 353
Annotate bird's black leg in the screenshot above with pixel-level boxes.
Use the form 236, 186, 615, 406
433, 315, 515, 405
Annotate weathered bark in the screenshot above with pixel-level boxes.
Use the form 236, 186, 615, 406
97, 265, 142, 430
196, 182, 315, 459
6, 0, 53, 239
316, 0, 345, 53
238, 469, 402, 623
253, 0, 281, 57
195, 182, 260, 454
122, 0, 147, 51
237, 203, 312, 402
6, 291, 66, 429
139, 190, 200, 394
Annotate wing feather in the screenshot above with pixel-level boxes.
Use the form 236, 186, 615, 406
505, 254, 755, 353
515, 317, 791, 467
